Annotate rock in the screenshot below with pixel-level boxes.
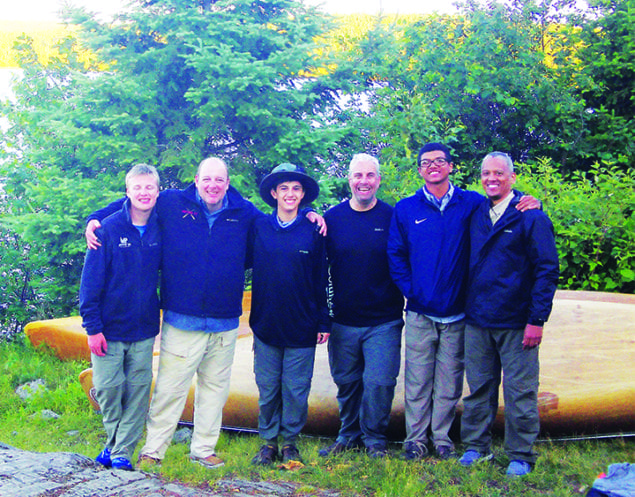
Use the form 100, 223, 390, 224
172, 427, 193, 445
15, 379, 46, 400
28, 409, 60, 420
0, 443, 343, 496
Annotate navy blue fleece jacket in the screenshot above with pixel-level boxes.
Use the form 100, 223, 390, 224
79, 200, 161, 341
248, 213, 329, 348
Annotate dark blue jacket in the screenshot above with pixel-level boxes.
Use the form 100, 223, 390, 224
388, 186, 484, 318
465, 191, 559, 329
89, 184, 260, 319
249, 213, 329, 348
79, 200, 161, 341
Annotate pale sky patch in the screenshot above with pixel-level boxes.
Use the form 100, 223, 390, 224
2, 0, 458, 22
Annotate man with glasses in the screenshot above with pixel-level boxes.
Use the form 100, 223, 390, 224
387, 143, 538, 461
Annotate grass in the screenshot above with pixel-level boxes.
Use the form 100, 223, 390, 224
1, 337, 633, 496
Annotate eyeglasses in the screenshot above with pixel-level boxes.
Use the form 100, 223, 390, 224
419, 157, 449, 168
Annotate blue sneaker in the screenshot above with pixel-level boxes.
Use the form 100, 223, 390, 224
95, 447, 111, 467
111, 456, 134, 471
506, 460, 532, 476
459, 449, 493, 467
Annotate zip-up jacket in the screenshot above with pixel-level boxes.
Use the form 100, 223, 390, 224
249, 213, 329, 348
388, 186, 484, 318
79, 200, 161, 341
465, 191, 559, 329
88, 183, 260, 319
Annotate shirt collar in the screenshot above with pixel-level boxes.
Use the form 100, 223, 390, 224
489, 191, 515, 225
423, 183, 455, 212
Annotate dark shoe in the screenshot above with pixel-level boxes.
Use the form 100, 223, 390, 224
190, 453, 225, 469
251, 444, 278, 466
95, 447, 112, 467
401, 440, 428, 461
506, 460, 532, 476
459, 449, 494, 467
435, 445, 457, 460
111, 456, 134, 471
367, 444, 389, 459
281, 444, 302, 463
318, 439, 362, 457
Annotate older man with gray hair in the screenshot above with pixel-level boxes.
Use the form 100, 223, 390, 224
319, 153, 404, 458
459, 152, 559, 477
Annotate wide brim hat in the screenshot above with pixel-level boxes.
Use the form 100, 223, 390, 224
259, 163, 320, 208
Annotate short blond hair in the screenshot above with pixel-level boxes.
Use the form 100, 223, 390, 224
125, 163, 160, 188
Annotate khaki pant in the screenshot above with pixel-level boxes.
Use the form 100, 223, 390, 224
139, 323, 238, 460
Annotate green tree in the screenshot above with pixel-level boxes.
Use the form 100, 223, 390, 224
329, 0, 592, 184
0, 0, 355, 328
512, 160, 635, 293
576, 0, 635, 168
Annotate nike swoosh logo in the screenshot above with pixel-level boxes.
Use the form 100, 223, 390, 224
415, 218, 427, 224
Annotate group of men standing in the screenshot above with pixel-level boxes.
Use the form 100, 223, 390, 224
80, 143, 558, 478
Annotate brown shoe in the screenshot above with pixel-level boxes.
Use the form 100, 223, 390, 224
190, 453, 225, 469
137, 454, 161, 468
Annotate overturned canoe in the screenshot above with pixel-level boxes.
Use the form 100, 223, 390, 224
29, 290, 635, 436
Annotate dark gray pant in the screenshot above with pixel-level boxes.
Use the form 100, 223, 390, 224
328, 319, 403, 448
461, 324, 540, 464
253, 336, 315, 446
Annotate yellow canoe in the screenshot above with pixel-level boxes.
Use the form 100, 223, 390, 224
27, 290, 635, 436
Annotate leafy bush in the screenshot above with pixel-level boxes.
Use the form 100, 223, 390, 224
514, 159, 635, 293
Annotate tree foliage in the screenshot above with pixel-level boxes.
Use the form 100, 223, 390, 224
576, 0, 635, 168
0, 0, 633, 334
326, 0, 598, 181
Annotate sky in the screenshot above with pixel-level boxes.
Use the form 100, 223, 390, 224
3, 0, 457, 22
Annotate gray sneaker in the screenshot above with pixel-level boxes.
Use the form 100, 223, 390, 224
281, 444, 302, 463
367, 444, 389, 458
401, 440, 428, 461
435, 445, 457, 460
318, 439, 363, 457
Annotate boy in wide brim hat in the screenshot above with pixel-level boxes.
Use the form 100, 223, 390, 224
248, 163, 330, 466
258, 162, 320, 208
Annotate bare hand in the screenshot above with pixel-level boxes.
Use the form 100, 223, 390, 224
306, 211, 327, 236
317, 332, 330, 344
85, 219, 102, 249
87, 333, 108, 356
522, 324, 543, 349
516, 195, 541, 212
